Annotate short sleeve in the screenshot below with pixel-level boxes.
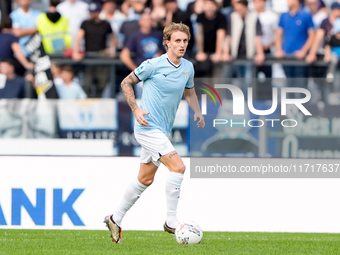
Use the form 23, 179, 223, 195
120, 22, 125, 34
185, 64, 194, 89
33, 10, 41, 25
256, 18, 262, 36
156, 31, 164, 50
10, 12, 20, 28
125, 34, 136, 52
306, 13, 314, 30
226, 15, 231, 36
217, 12, 226, 31
278, 13, 284, 29
80, 21, 87, 30
320, 18, 330, 33
36, 13, 43, 32
196, 13, 204, 24
133, 59, 155, 81
271, 13, 279, 31
10, 34, 19, 44
77, 85, 87, 99
319, 18, 326, 32
17, 78, 25, 99
106, 21, 113, 35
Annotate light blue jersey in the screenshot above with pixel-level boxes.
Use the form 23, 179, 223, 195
10, 8, 41, 56
55, 81, 87, 100
133, 53, 194, 136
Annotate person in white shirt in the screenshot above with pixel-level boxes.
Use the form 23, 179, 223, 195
57, 0, 89, 49
253, 0, 277, 79
272, 0, 288, 13
305, 0, 327, 29
253, 0, 278, 54
99, 0, 126, 50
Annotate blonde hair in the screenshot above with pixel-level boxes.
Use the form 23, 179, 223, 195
163, 22, 191, 51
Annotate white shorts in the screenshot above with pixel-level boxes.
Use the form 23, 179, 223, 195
134, 129, 175, 167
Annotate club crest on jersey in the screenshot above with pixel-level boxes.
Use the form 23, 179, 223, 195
136, 65, 145, 75
183, 71, 189, 81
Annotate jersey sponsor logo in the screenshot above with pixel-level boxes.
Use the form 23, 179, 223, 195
136, 65, 145, 75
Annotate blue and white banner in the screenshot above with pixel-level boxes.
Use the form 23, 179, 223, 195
58, 99, 118, 139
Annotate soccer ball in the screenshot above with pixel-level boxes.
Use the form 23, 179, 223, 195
175, 221, 203, 244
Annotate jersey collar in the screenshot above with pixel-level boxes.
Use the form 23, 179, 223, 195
166, 53, 181, 68
19, 7, 32, 16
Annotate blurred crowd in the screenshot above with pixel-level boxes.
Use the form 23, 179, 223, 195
1, 0, 340, 101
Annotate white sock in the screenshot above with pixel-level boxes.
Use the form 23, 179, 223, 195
113, 178, 147, 226
165, 172, 184, 229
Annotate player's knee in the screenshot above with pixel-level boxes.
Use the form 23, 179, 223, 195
139, 176, 154, 186
172, 164, 186, 174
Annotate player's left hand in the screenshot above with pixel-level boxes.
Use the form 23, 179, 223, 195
194, 112, 205, 128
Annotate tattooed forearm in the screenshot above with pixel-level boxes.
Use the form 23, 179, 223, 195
121, 73, 139, 112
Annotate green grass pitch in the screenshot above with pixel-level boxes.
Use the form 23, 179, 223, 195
1, 230, 340, 254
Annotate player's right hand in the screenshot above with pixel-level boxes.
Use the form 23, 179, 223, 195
134, 108, 150, 127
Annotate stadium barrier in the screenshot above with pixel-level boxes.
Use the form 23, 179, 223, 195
0, 99, 188, 156
49, 54, 335, 98
1, 98, 340, 158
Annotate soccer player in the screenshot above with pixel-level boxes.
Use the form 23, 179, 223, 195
104, 22, 205, 244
